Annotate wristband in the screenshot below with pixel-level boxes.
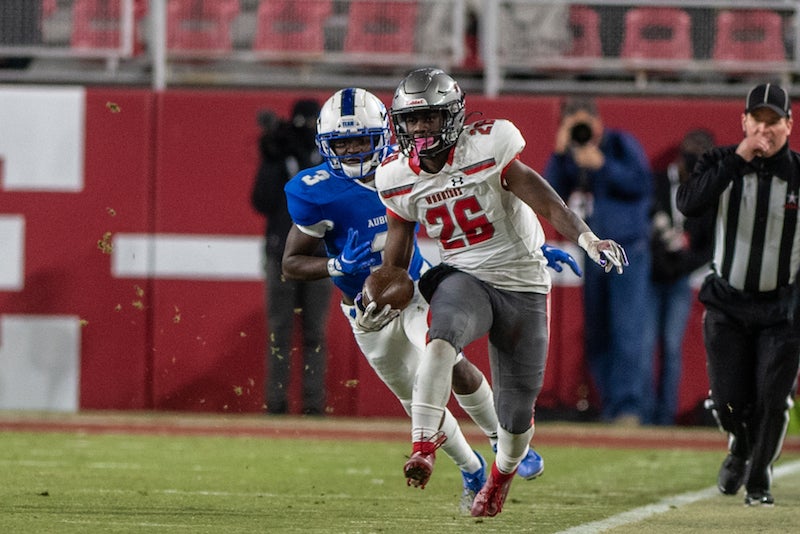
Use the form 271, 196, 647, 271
578, 231, 600, 252
327, 257, 343, 277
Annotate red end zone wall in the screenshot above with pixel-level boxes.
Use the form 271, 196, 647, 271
0, 87, 748, 421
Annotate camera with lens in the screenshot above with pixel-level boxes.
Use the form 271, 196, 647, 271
569, 122, 593, 146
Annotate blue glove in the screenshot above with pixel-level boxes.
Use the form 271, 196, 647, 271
541, 243, 582, 277
328, 228, 377, 277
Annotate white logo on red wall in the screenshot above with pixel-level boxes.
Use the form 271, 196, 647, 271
0, 87, 85, 412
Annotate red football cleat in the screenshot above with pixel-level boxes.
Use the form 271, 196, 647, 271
471, 462, 516, 517
403, 432, 446, 489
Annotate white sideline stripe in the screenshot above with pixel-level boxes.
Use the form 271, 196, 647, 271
557, 459, 800, 534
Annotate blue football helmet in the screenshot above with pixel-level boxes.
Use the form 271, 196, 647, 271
316, 88, 391, 180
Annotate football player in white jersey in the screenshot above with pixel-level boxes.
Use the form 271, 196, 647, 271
375, 68, 627, 517
282, 87, 577, 513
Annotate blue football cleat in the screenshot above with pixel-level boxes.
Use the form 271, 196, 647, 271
459, 450, 486, 514
517, 447, 545, 480
493, 443, 544, 480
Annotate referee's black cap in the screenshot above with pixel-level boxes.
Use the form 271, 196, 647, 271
746, 83, 791, 118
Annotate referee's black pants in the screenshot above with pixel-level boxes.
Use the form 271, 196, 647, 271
704, 306, 800, 493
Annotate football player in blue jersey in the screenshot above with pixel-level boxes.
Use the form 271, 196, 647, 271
281, 87, 577, 512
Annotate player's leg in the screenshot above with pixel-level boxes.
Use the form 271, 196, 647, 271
452, 358, 498, 444
406, 272, 492, 487
471, 290, 547, 517
406, 287, 499, 445
438, 408, 487, 514
341, 300, 485, 501
452, 357, 544, 480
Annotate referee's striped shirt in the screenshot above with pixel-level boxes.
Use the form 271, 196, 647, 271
678, 143, 800, 294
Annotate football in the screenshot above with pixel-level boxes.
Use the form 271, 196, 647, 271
363, 265, 414, 310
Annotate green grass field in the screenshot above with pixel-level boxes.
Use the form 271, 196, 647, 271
2, 413, 799, 533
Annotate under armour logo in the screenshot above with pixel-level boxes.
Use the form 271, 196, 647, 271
451, 176, 464, 187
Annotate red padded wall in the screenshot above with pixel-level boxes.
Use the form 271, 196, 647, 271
5, 87, 749, 420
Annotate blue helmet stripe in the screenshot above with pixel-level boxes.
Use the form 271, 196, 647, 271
341, 87, 356, 116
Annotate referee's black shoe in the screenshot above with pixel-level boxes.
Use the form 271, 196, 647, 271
718, 454, 747, 495
744, 491, 774, 507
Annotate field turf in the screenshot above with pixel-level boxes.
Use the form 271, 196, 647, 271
1, 411, 798, 533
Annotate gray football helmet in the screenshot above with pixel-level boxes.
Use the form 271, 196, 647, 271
390, 67, 465, 157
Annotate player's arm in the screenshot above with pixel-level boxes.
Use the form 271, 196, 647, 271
382, 211, 417, 271
503, 159, 627, 273
504, 159, 590, 242
283, 224, 376, 281
282, 224, 329, 280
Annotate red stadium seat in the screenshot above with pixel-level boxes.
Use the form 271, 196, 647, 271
166, 0, 239, 53
567, 5, 601, 58
253, 0, 332, 54
70, 0, 148, 54
42, 0, 58, 18
713, 10, 786, 62
344, 1, 418, 54
621, 7, 692, 60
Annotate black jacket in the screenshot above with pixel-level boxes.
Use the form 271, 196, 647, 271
251, 123, 321, 257
677, 142, 800, 323
650, 163, 713, 283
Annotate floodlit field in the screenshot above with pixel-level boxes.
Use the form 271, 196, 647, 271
1, 412, 798, 533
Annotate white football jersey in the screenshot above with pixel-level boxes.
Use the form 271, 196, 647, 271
376, 119, 550, 293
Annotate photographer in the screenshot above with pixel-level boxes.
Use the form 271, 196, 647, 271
251, 99, 332, 415
545, 97, 653, 425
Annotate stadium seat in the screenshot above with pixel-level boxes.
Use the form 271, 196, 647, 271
343, 1, 418, 54
712, 10, 786, 62
70, 0, 148, 54
253, 0, 332, 54
567, 5, 601, 58
42, 0, 58, 18
621, 7, 693, 60
166, 0, 239, 53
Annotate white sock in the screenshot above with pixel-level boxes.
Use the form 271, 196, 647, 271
454, 375, 499, 445
440, 409, 482, 473
411, 339, 458, 442
495, 426, 534, 475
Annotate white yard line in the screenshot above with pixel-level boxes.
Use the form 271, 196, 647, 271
557, 459, 800, 534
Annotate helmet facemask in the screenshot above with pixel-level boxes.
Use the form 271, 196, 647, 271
392, 106, 463, 158
317, 132, 388, 180
390, 68, 465, 158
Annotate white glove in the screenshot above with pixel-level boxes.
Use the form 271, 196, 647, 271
578, 232, 628, 274
353, 293, 400, 332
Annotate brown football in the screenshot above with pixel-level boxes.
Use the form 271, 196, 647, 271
363, 265, 414, 310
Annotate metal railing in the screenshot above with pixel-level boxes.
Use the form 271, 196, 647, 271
0, 0, 798, 96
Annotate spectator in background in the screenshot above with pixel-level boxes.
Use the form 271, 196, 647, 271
545, 97, 653, 426
497, 2, 569, 59
417, 2, 568, 68
642, 129, 715, 426
677, 83, 800, 506
251, 99, 332, 415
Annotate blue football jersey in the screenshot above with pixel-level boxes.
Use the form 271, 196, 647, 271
284, 162, 426, 300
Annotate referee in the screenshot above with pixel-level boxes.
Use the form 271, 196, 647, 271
677, 83, 800, 507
